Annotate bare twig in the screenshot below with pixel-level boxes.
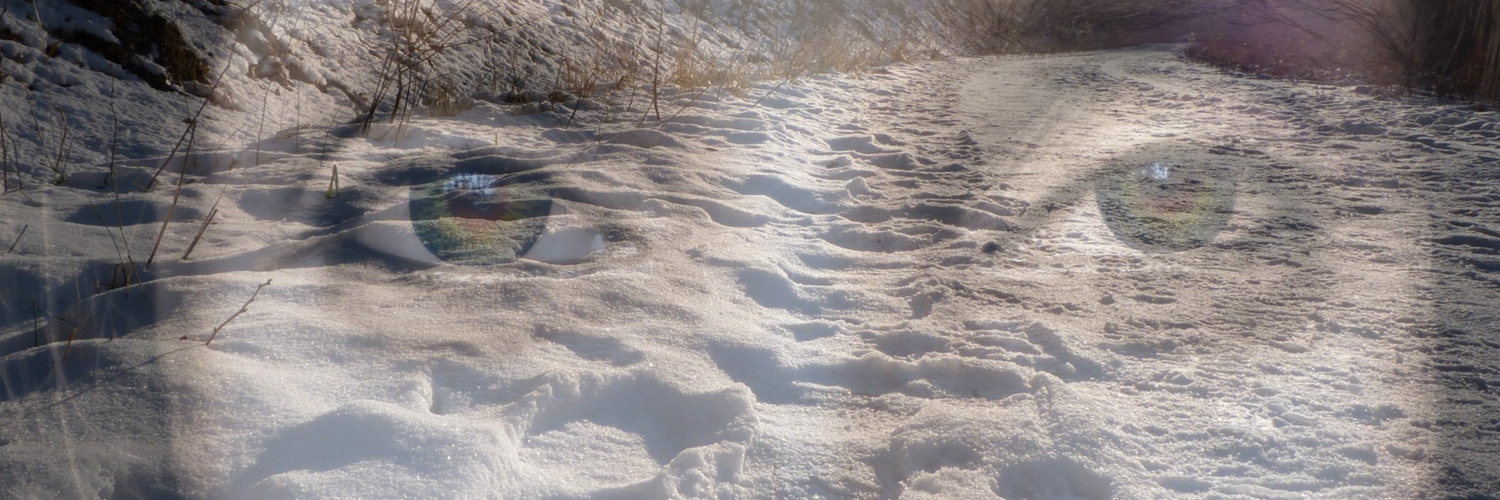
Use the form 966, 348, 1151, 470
203, 279, 272, 345
86, 198, 135, 292
50, 108, 70, 184
252, 1, 290, 166
146, 121, 198, 268
0, 108, 9, 191
28, 99, 47, 176
640, 4, 667, 126
325, 163, 340, 199
318, 115, 335, 172
7, 224, 26, 254
49, 314, 82, 329
293, 87, 302, 153
145, 52, 238, 190
181, 205, 219, 260
254, 77, 271, 167
111, 132, 141, 295
87, 199, 124, 259
47, 314, 85, 360
31, 298, 39, 347
104, 79, 120, 187
107, 263, 134, 296
59, 327, 78, 362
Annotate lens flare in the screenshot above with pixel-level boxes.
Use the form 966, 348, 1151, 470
1095, 161, 1236, 253
409, 172, 553, 265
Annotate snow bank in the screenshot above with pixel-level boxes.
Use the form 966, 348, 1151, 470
0, 1, 1498, 499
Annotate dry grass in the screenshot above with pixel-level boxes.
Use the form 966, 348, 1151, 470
324, 0, 930, 131
181, 201, 221, 261
28, 104, 72, 185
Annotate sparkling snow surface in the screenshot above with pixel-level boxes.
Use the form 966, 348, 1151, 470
1, 5, 1499, 499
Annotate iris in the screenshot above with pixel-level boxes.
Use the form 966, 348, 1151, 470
1095, 161, 1236, 253
409, 172, 554, 265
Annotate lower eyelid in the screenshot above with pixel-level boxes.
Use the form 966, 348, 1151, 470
522, 225, 608, 265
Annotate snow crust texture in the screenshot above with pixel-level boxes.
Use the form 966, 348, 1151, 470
0, 2, 1498, 498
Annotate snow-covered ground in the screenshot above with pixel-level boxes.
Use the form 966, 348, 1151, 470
2, 2, 1500, 499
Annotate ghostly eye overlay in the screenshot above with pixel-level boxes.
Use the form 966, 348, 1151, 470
406, 170, 608, 266
1095, 160, 1237, 253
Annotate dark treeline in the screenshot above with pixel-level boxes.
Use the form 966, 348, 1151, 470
940, 0, 1500, 101
1194, 0, 1500, 100
936, 0, 1208, 53
1379, 0, 1499, 100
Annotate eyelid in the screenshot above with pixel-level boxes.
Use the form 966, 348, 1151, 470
351, 199, 444, 266
1013, 143, 1249, 253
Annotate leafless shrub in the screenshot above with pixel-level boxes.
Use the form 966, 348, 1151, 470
360, 0, 479, 134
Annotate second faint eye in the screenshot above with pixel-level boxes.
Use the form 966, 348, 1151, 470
409, 172, 554, 265
1095, 161, 1237, 253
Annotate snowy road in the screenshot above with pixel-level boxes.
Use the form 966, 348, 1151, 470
3, 45, 1500, 499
